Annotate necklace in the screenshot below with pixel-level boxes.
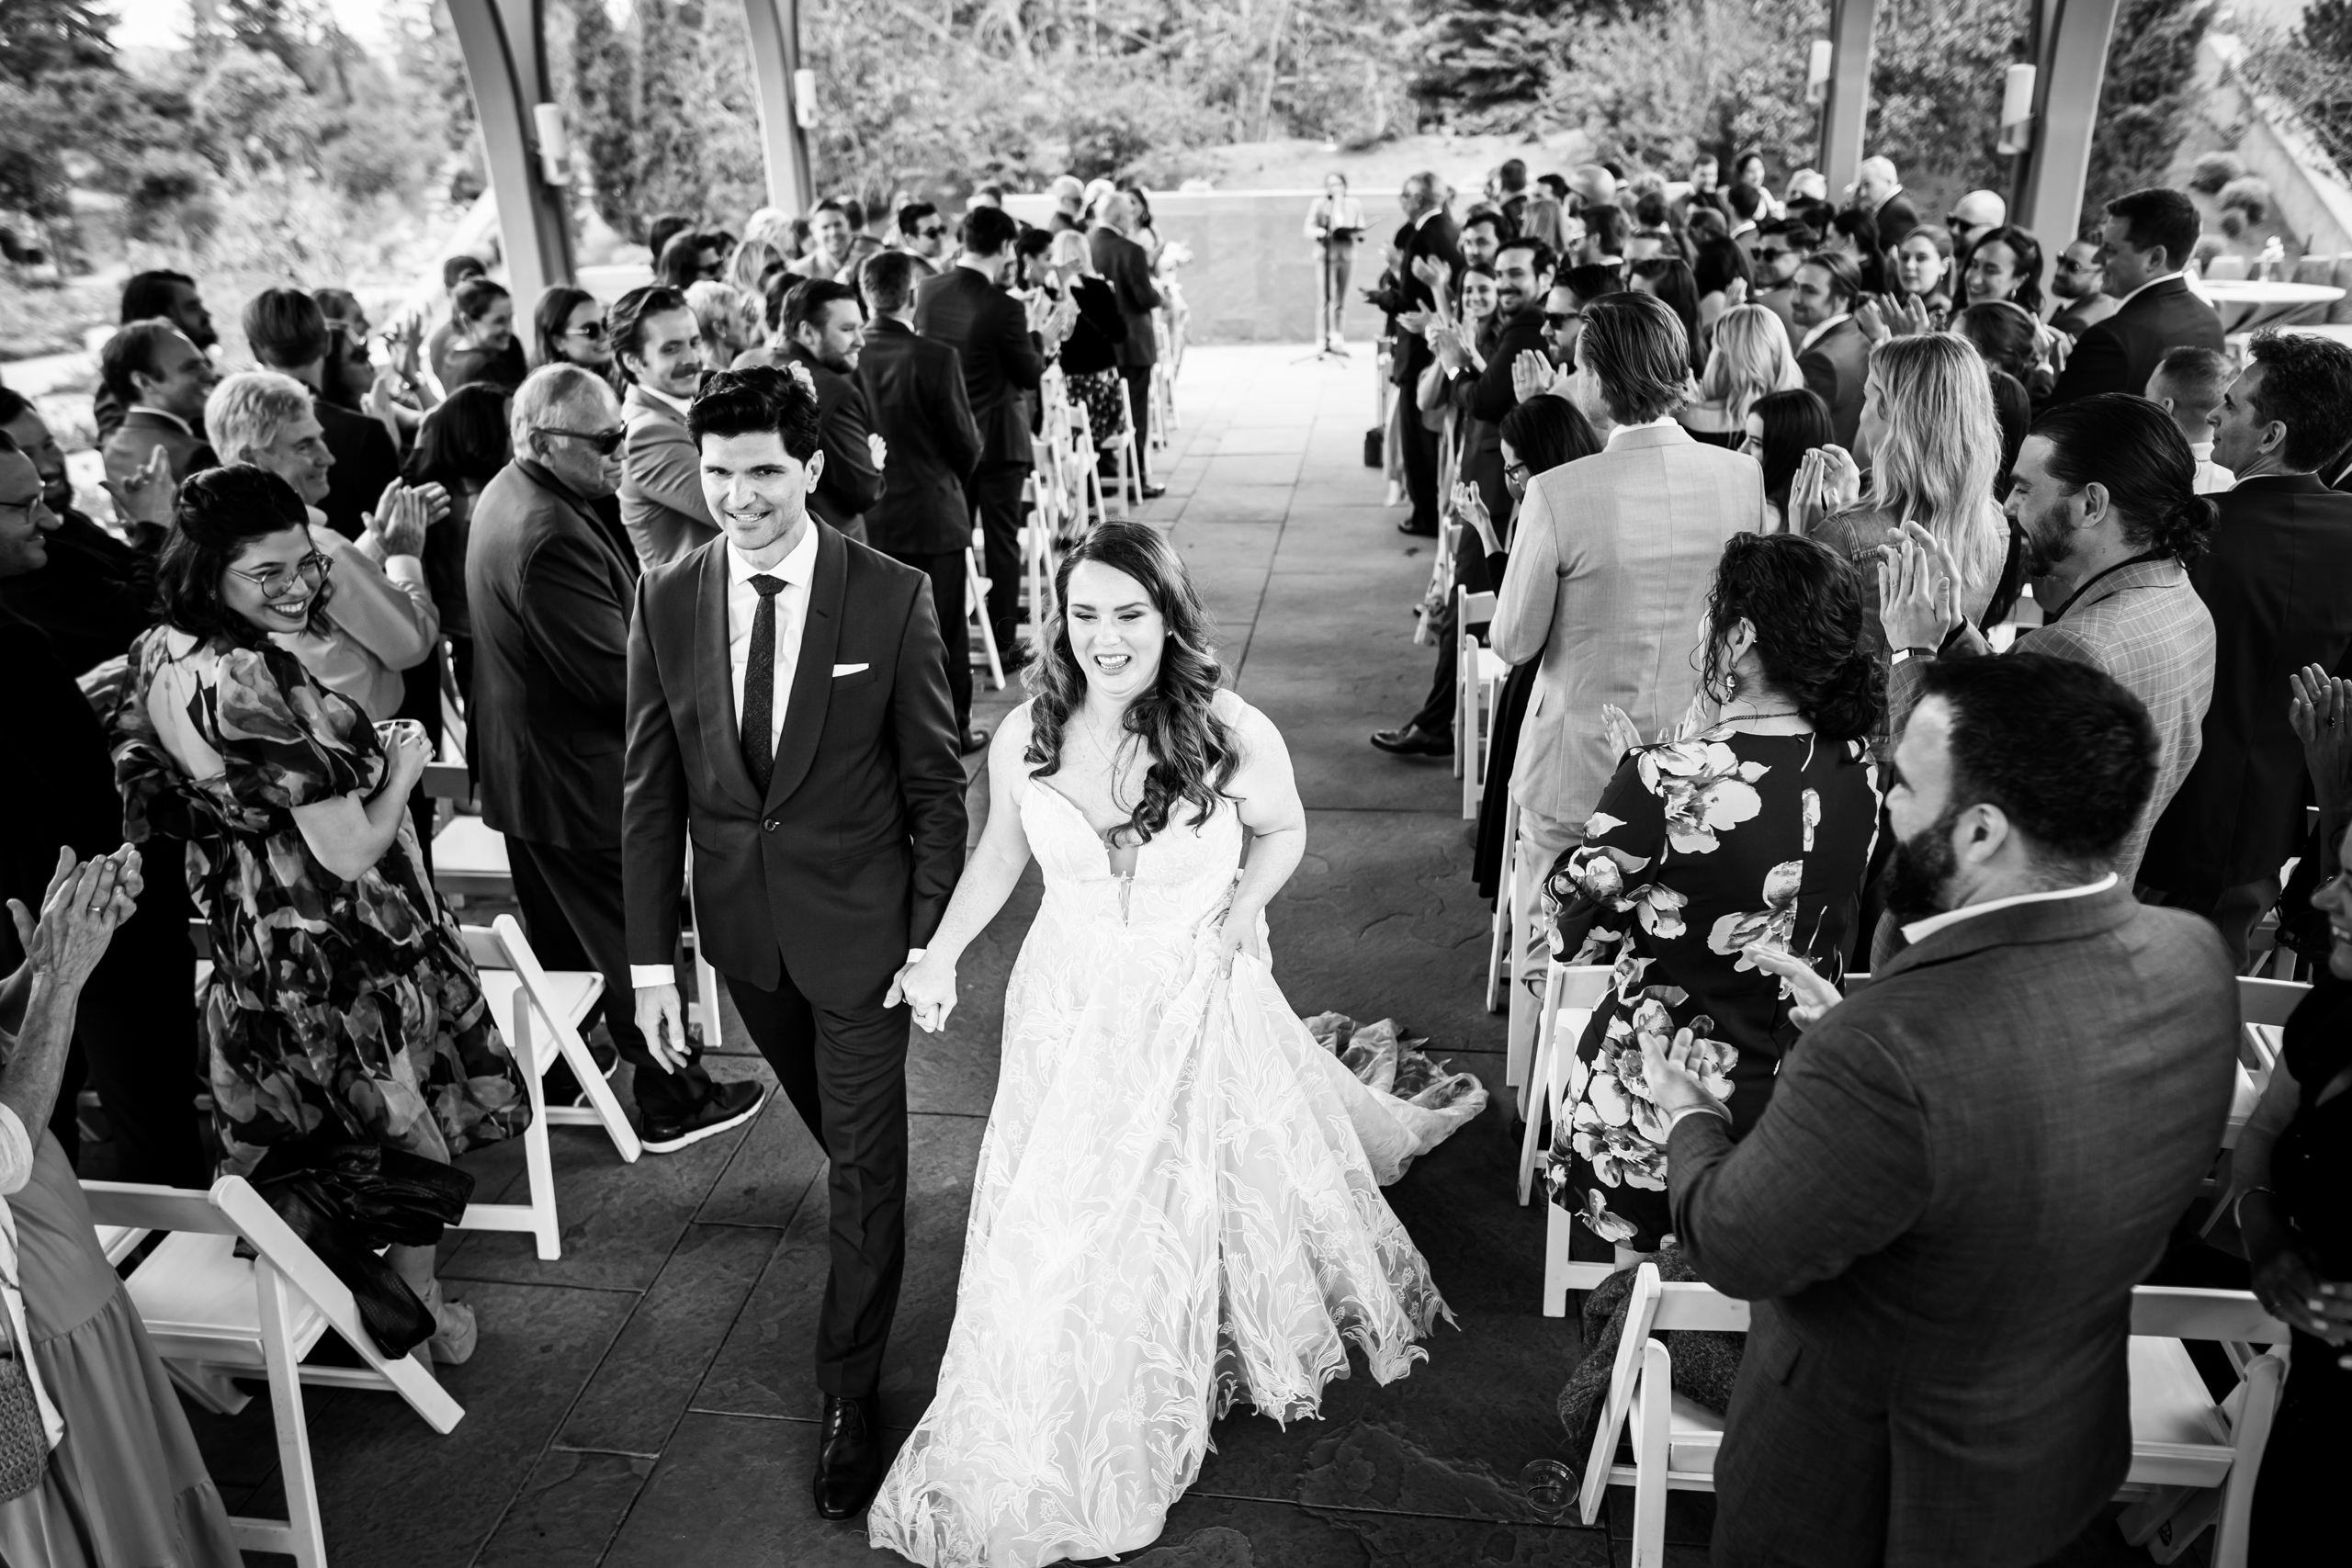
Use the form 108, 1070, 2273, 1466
1720, 708, 1808, 727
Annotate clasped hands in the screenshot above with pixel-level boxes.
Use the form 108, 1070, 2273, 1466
1781, 444, 1862, 535
1875, 519, 1967, 651
12, 845, 143, 991
1637, 946, 1842, 1124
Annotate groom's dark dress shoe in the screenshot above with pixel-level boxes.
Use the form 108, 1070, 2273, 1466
1370, 723, 1453, 757
814, 1393, 886, 1519
640, 1077, 766, 1155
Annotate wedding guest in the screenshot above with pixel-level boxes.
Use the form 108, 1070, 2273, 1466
895, 202, 948, 264
1955, 223, 2044, 315
1091, 190, 1167, 497
691, 279, 763, 371
1460, 207, 1504, 271
0, 392, 155, 672
1543, 532, 1881, 1258
1812, 335, 2018, 699
1791, 251, 1869, 447
1748, 220, 1815, 342
2049, 187, 2224, 405
1646, 653, 2236, 1568
1035, 228, 1130, 458
1683, 305, 1802, 448
1731, 152, 1773, 219
1629, 257, 1703, 373
1888, 224, 1955, 328
469, 367, 764, 1155
2143, 331, 2352, 963
98, 321, 218, 505
1944, 189, 2007, 254
244, 287, 404, 543
1462, 235, 1556, 526
858, 250, 986, 750
658, 230, 726, 290
915, 204, 1045, 662
1492, 292, 1764, 1065
611, 284, 716, 569
792, 201, 858, 284
1745, 388, 1833, 530
1854, 154, 1918, 249
0, 434, 206, 1187
402, 384, 514, 703
438, 277, 527, 392
113, 465, 533, 1358
2146, 344, 2235, 493
424, 254, 489, 381
93, 269, 217, 443
1954, 299, 2041, 479
1826, 209, 1885, 293
767, 279, 882, 543
204, 371, 440, 723
1691, 234, 1754, 344
534, 285, 611, 371
2049, 236, 2120, 338
1881, 394, 2217, 886
0, 847, 241, 1562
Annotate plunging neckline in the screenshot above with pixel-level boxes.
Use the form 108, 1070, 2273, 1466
1031, 779, 1144, 882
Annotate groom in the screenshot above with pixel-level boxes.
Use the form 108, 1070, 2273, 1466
623, 366, 968, 1517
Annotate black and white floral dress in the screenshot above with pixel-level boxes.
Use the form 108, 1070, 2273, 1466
1541, 727, 1880, 1251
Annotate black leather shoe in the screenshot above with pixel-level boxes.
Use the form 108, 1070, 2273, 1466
1138, 482, 1168, 499
1396, 519, 1439, 537
1370, 723, 1453, 757
639, 1077, 767, 1155
813, 1393, 885, 1519
959, 724, 992, 755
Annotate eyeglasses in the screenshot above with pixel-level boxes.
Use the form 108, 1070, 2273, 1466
2054, 257, 2099, 274
226, 551, 330, 600
1503, 460, 1530, 483
567, 321, 608, 341
535, 425, 627, 457
0, 494, 51, 527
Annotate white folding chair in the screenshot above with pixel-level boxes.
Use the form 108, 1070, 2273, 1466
1524, 964, 1622, 1312
967, 536, 1005, 691
1485, 794, 1520, 1014
1455, 587, 1506, 820
1414, 514, 1457, 649
424, 761, 507, 906
90, 1175, 466, 1568
456, 915, 642, 1259
1577, 1267, 2290, 1568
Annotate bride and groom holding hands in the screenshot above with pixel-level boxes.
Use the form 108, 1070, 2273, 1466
624, 365, 1471, 1567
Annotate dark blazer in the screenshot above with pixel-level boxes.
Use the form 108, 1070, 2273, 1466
101, 409, 214, 494
1469, 303, 1549, 432
913, 265, 1043, 468
1388, 210, 1465, 389
2142, 471, 2352, 894
314, 397, 403, 542
622, 524, 967, 1002
1088, 226, 1163, 369
1871, 190, 1920, 250
1052, 276, 1127, 378
856, 318, 982, 557
1798, 316, 1871, 448
465, 458, 639, 852
0, 508, 153, 674
780, 344, 883, 540
2046, 276, 2225, 405
1668, 885, 2237, 1565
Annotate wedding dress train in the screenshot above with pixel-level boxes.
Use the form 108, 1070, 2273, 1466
867, 776, 1468, 1567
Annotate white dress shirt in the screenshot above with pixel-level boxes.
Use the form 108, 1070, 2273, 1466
1897, 874, 2119, 946
126, 405, 193, 434
2189, 440, 2235, 496
1605, 415, 1679, 446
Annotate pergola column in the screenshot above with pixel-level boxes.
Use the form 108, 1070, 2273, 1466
740, 0, 816, 215
446, 0, 575, 303
2014, 0, 2124, 276
1817, 0, 1878, 201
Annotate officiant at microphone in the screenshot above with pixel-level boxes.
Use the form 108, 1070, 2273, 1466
622, 367, 967, 1521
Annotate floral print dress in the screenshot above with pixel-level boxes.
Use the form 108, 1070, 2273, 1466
111, 626, 530, 1176
1541, 727, 1880, 1251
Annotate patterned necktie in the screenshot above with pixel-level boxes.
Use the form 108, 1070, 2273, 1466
741, 573, 788, 795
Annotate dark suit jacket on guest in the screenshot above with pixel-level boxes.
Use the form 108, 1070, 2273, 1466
2142, 472, 2352, 895
1871, 190, 1920, 250
1667, 885, 2237, 1566
779, 344, 883, 542
856, 318, 982, 557
314, 397, 404, 542
1088, 226, 1163, 369
101, 409, 214, 494
912, 265, 1043, 469
1798, 317, 1871, 449
2045, 276, 2225, 406
0, 509, 153, 674
1387, 210, 1466, 390
465, 458, 639, 852
623, 524, 967, 1004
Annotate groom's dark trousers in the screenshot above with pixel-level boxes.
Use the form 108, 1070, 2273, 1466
625, 521, 967, 1397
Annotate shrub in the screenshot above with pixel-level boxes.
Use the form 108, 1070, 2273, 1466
2189, 151, 2246, 193
2219, 174, 2274, 224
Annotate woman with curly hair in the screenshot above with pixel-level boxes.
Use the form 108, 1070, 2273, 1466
873, 522, 1479, 1566
1540, 531, 1883, 1263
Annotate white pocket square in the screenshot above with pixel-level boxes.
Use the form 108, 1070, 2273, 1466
831, 662, 869, 677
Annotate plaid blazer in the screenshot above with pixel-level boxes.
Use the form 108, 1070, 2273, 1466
1890, 557, 2214, 883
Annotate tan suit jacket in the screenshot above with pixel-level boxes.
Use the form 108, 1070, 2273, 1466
1491, 422, 1764, 831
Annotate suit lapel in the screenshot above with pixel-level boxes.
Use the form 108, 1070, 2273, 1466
694, 543, 764, 813
765, 524, 846, 808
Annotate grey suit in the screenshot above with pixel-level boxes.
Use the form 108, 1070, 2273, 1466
1491, 422, 1763, 840
618, 383, 717, 570
1668, 884, 2239, 1566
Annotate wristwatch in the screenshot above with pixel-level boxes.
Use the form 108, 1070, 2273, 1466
1890, 647, 1937, 666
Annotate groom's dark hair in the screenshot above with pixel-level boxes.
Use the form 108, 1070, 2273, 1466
688, 366, 822, 463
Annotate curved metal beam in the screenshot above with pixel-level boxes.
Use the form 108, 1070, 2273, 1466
1817, 0, 1878, 201
446, 0, 575, 305
740, 0, 814, 215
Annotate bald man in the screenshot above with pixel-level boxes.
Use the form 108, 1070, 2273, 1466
1855, 155, 1917, 249
1948, 189, 2007, 255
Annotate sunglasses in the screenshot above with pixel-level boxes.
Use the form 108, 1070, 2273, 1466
536, 425, 627, 457
567, 320, 609, 341
1753, 247, 1790, 263
2055, 257, 2100, 274
918, 224, 947, 239
1542, 311, 1580, 328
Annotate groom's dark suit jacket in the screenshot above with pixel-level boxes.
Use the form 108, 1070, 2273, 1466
622, 521, 967, 1002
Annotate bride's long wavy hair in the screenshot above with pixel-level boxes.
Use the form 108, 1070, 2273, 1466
1024, 522, 1238, 845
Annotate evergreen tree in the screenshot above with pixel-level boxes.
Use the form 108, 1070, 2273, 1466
0, 0, 115, 86
2083, 0, 2211, 218
565, 0, 641, 239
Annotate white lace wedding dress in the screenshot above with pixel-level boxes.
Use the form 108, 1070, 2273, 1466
866, 767, 1463, 1567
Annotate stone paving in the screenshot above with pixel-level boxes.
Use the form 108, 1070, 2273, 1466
193, 344, 2176, 1568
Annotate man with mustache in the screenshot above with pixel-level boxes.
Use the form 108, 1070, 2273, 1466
1644, 652, 2238, 1568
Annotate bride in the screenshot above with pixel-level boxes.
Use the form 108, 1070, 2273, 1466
866, 523, 1465, 1566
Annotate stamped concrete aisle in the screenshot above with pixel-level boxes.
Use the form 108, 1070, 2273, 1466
201, 345, 1610, 1568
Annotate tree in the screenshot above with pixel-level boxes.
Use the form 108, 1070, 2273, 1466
0, 0, 114, 86
1408, 0, 1584, 131
565, 0, 642, 238
2083, 0, 2211, 218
